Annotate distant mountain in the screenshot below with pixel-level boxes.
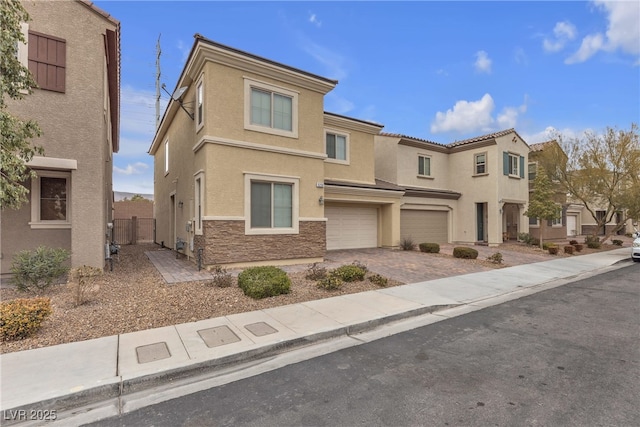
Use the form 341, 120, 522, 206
114, 191, 154, 201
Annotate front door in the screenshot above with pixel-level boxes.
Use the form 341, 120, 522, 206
476, 203, 487, 242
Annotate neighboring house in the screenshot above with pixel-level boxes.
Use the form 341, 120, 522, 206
113, 200, 154, 220
375, 129, 531, 247
1, 0, 120, 275
527, 141, 573, 240
149, 35, 403, 268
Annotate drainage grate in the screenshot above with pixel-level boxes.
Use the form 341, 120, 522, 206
198, 325, 241, 348
136, 342, 171, 364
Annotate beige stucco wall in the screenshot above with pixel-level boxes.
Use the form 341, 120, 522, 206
2, 1, 117, 273
324, 126, 377, 184
373, 135, 399, 184
396, 146, 450, 189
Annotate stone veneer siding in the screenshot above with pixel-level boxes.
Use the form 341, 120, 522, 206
581, 224, 620, 236
194, 220, 326, 266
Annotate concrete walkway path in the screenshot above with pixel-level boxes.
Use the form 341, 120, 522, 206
0, 248, 635, 426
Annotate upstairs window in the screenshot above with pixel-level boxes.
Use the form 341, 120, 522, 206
474, 153, 486, 175
28, 31, 66, 93
244, 78, 298, 138
326, 132, 348, 162
418, 155, 431, 177
164, 139, 169, 175
196, 79, 204, 129
528, 162, 537, 181
503, 152, 525, 178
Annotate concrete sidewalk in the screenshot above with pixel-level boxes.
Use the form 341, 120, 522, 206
0, 248, 634, 425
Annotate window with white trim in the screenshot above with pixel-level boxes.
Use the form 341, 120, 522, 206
30, 171, 71, 228
508, 153, 519, 176
194, 173, 204, 235
474, 153, 487, 175
196, 79, 204, 130
326, 131, 348, 162
528, 162, 537, 181
244, 78, 298, 138
245, 173, 299, 235
164, 139, 169, 175
418, 155, 431, 177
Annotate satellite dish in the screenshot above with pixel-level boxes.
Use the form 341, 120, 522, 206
172, 86, 188, 101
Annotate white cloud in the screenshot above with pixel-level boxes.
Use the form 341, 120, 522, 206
431, 93, 495, 133
473, 50, 492, 74
497, 97, 528, 129
114, 162, 149, 176
514, 47, 528, 66
300, 40, 349, 80
543, 21, 577, 53
566, 0, 639, 64
308, 13, 322, 28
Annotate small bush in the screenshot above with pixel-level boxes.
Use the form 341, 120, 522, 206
564, 245, 574, 255
542, 242, 555, 250
205, 265, 234, 288
10, 246, 70, 293
1, 298, 52, 341
400, 237, 416, 251
351, 260, 369, 273
584, 235, 601, 248
487, 252, 503, 264
333, 264, 366, 282
419, 243, 440, 253
548, 246, 559, 255
518, 233, 535, 245
569, 240, 579, 245
68, 265, 102, 307
368, 273, 388, 287
317, 273, 343, 290
573, 243, 584, 252
237, 266, 291, 299
453, 247, 478, 259
304, 263, 327, 281
612, 239, 623, 246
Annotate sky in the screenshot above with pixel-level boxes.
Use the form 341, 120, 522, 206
93, 0, 640, 195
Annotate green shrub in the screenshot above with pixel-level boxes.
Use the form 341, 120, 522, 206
542, 242, 556, 250
400, 237, 416, 251
564, 245, 574, 255
453, 247, 478, 259
11, 246, 70, 293
333, 264, 366, 282
68, 265, 102, 307
205, 265, 234, 288
419, 243, 440, 253
487, 252, 503, 264
237, 266, 291, 299
573, 243, 584, 252
584, 235, 601, 248
1, 298, 52, 341
612, 239, 623, 246
548, 246, 559, 255
317, 273, 343, 290
304, 263, 327, 281
368, 273, 388, 287
351, 260, 369, 273
518, 233, 535, 245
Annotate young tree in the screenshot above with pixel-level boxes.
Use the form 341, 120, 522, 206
1, 0, 43, 210
524, 166, 560, 249
538, 124, 640, 242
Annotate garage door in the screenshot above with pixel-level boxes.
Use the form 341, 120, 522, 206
326, 206, 378, 250
401, 210, 448, 244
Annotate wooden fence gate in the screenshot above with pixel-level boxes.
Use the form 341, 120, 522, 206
113, 217, 155, 245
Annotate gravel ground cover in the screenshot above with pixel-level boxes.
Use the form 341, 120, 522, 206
0, 238, 627, 354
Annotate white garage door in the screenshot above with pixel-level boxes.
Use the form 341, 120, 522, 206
401, 210, 448, 244
326, 206, 378, 250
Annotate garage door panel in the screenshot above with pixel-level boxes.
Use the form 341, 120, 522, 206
401, 210, 448, 243
326, 206, 377, 250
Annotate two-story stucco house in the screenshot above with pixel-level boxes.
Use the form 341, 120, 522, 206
149, 35, 403, 268
1, 0, 120, 275
375, 129, 531, 247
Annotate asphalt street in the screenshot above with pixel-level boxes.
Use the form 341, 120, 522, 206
87, 263, 639, 427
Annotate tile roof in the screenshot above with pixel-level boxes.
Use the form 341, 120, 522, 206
529, 140, 556, 152
448, 128, 520, 148
324, 179, 405, 192
379, 132, 445, 147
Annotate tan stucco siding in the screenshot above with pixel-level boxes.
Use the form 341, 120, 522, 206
200, 144, 325, 219
196, 62, 326, 155
1, 1, 118, 271
396, 145, 450, 189
324, 127, 377, 184
373, 135, 399, 184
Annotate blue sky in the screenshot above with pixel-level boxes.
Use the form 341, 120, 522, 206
93, 0, 640, 195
